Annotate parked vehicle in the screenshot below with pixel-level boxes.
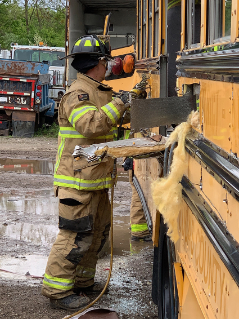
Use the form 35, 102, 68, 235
0, 58, 55, 137
10, 43, 65, 109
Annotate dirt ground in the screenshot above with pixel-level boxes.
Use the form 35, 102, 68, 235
0, 137, 158, 319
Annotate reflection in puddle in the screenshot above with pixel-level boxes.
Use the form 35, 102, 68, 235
0, 158, 128, 180
113, 215, 131, 256
0, 190, 58, 216
113, 216, 152, 256
0, 255, 48, 280
0, 158, 55, 175
0, 222, 58, 246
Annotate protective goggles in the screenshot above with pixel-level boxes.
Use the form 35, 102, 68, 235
99, 58, 108, 70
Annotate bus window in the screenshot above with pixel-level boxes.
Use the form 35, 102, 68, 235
185, 0, 201, 49
137, 0, 159, 59
225, 0, 232, 37
207, 0, 231, 44
208, 0, 223, 43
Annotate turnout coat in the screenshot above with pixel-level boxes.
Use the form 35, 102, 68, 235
54, 72, 126, 200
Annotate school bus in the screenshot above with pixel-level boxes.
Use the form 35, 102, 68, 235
65, 0, 239, 318
132, 1, 239, 319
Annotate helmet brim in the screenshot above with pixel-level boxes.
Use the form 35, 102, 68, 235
59, 52, 113, 60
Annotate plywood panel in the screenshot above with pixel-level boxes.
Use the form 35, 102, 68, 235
148, 73, 160, 98
231, 0, 239, 42
200, 80, 232, 153
231, 83, 239, 155
201, 0, 207, 47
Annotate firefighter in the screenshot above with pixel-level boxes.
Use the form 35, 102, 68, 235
129, 168, 151, 241
41, 35, 130, 311
122, 157, 151, 241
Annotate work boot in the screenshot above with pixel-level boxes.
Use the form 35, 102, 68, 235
131, 234, 152, 242
50, 293, 90, 311
74, 282, 109, 295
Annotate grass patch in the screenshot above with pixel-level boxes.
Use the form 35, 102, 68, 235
35, 123, 59, 138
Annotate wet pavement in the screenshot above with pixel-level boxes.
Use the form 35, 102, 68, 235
0, 137, 157, 319
0, 158, 55, 175
0, 159, 152, 282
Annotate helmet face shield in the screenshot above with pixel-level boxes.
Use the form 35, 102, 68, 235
98, 57, 108, 70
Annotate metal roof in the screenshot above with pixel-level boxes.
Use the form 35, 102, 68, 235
80, 0, 136, 9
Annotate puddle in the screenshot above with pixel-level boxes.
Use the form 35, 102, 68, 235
0, 222, 58, 246
0, 158, 150, 281
0, 190, 58, 216
0, 158, 128, 182
0, 255, 47, 281
113, 215, 131, 255
113, 216, 152, 256
0, 158, 55, 175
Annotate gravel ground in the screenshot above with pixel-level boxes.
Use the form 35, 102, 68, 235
0, 136, 157, 319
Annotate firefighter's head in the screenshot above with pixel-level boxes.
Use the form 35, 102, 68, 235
64, 35, 111, 81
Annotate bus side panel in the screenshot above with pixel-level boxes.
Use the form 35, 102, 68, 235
177, 200, 239, 319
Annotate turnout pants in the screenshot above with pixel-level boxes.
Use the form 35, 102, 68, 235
42, 188, 111, 299
129, 170, 149, 238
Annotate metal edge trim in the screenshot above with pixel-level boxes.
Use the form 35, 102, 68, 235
186, 139, 239, 202
182, 176, 239, 286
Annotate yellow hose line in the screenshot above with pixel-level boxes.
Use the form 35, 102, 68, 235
64, 181, 115, 319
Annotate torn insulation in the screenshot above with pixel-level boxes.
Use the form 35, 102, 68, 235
152, 111, 200, 243
94, 143, 166, 158
73, 137, 168, 162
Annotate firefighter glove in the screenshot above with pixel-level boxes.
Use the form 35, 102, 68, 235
130, 88, 147, 100
122, 157, 133, 171
119, 91, 130, 105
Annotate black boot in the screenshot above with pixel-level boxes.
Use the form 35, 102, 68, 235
50, 293, 90, 311
74, 282, 109, 295
131, 234, 152, 242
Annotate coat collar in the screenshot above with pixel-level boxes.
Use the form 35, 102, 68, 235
77, 72, 112, 91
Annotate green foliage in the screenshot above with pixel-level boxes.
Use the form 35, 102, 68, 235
0, 0, 65, 49
35, 122, 59, 138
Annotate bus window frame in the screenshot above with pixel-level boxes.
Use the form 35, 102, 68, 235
181, 0, 239, 52
137, 0, 162, 59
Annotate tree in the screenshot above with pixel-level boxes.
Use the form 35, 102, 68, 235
0, 0, 66, 49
